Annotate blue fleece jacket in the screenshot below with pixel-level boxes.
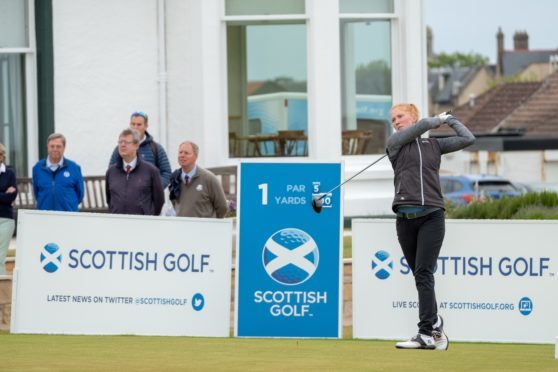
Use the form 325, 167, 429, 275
32, 158, 84, 211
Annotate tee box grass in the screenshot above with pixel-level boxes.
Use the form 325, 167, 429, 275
0, 330, 556, 371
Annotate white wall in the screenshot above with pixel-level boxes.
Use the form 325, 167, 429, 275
440, 149, 474, 176
49, 0, 429, 216
501, 151, 558, 183
166, 0, 199, 167
53, 0, 160, 175
501, 152, 543, 182
441, 149, 558, 184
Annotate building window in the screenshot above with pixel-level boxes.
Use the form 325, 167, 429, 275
0, 0, 30, 176
227, 23, 308, 157
0, 0, 29, 47
339, 0, 393, 14
225, 0, 304, 16
0, 54, 27, 176
340, 20, 392, 155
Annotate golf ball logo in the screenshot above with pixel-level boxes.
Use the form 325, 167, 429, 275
262, 228, 319, 286
371, 250, 393, 280
41, 243, 62, 273
518, 297, 533, 316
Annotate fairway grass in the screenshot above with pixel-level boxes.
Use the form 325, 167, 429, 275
1, 330, 556, 371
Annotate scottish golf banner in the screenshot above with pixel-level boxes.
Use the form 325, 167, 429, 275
11, 210, 233, 336
352, 219, 558, 344
236, 162, 343, 338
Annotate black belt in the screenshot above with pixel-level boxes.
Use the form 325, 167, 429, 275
396, 207, 439, 219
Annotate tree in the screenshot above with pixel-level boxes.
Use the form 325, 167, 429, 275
429, 52, 489, 68
355, 60, 392, 95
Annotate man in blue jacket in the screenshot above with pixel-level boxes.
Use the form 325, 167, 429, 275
108, 111, 172, 188
32, 133, 84, 211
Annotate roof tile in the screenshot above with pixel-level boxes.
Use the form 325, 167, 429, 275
431, 80, 542, 136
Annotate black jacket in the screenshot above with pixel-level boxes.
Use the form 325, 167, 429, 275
389, 137, 445, 212
168, 169, 183, 202
0, 166, 17, 219
386, 116, 475, 213
105, 157, 164, 216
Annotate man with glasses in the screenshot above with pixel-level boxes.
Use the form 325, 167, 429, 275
106, 129, 164, 216
108, 111, 172, 188
32, 133, 84, 211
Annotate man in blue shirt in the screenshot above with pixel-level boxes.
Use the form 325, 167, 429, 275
32, 133, 84, 211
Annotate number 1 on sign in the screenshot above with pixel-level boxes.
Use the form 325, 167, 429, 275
258, 183, 268, 205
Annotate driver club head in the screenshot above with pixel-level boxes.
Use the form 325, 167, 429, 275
311, 196, 324, 214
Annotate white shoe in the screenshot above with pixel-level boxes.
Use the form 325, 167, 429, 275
432, 315, 449, 350
395, 334, 436, 350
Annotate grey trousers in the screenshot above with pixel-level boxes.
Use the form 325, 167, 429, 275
0, 218, 15, 275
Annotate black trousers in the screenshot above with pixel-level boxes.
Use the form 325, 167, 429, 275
396, 209, 445, 336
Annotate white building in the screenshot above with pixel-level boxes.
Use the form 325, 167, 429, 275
1, 0, 431, 216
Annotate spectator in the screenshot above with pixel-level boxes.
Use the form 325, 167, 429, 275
0, 143, 17, 275
108, 111, 172, 188
106, 128, 164, 216
168, 141, 228, 218
32, 133, 84, 211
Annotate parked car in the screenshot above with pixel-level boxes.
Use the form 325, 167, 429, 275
513, 182, 558, 194
439, 175, 522, 206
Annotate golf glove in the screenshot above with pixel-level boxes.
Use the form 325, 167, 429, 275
437, 111, 452, 123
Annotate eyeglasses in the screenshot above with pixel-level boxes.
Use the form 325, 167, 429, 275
118, 140, 135, 145
131, 111, 148, 121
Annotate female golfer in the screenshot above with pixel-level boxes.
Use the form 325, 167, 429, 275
387, 104, 474, 350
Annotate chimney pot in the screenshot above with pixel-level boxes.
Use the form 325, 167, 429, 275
513, 31, 529, 50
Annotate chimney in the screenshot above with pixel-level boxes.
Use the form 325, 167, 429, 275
550, 55, 558, 74
438, 73, 445, 92
497, 27, 504, 76
469, 93, 476, 108
438, 68, 450, 92
513, 31, 529, 50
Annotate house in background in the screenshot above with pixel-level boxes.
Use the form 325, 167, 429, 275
427, 27, 558, 116
426, 26, 495, 116
431, 70, 558, 183
497, 28, 558, 79
428, 65, 495, 116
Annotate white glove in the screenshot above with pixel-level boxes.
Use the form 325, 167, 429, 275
437, 111, 452, 123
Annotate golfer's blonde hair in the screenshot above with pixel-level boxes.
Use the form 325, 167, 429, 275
391, 103, 420, 122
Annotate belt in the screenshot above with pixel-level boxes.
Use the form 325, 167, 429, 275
396, 207, 439, 219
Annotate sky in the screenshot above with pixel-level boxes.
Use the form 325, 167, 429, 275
424, 0, 558, 63
246, 1, 558, 80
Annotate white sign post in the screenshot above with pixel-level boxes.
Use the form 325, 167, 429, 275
11, 210, 232, 337
353, 219, 558, 344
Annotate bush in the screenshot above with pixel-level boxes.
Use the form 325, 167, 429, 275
445, 192, 558, 219
512, 206, 558, 219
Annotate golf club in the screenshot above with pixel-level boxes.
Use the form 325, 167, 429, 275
312, 154, 388, 213
311, 110, 452, 213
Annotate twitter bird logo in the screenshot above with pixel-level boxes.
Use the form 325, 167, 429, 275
192, 293, 205, 311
